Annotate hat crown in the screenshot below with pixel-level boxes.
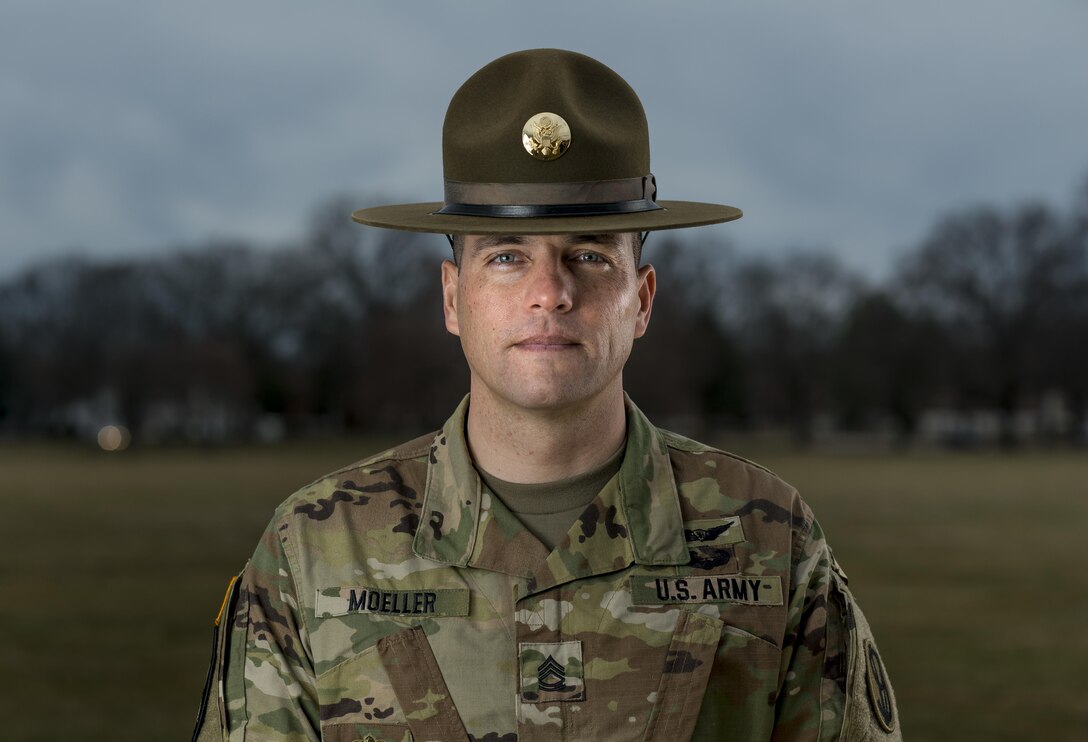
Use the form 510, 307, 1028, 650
442, 48, 650, 185
351, 48, 741, 234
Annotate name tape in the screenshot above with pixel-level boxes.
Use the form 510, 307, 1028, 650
630, 574, 783, 606
315, 587, 470, 618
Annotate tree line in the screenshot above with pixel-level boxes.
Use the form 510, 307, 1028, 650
1, 184, 1087, 447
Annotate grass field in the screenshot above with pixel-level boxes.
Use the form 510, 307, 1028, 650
1, 439, 1086, 740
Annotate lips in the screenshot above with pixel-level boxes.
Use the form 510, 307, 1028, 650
514, 334, 580, 349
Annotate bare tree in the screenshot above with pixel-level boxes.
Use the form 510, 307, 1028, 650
3, 181, 1087, 447
833, 289, 944, 443
624, 237, 747, 434
721, 251, 861, 443
900, 203, 1084, 445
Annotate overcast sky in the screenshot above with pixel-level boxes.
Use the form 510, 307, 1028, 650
2, 0, 1087, 279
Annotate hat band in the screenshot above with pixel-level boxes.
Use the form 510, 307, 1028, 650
435, 174, 661, 218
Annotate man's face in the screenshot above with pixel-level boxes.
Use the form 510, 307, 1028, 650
442, 233, 656, 414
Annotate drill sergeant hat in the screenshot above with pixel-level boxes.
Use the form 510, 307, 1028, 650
351, 48, 742, 235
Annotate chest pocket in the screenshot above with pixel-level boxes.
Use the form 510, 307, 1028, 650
641, 608, 725, 740
583, 578, 782, 741
687, 624, 782, 741
316, 626, 469, 742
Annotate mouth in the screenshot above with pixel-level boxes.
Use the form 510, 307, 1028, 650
513, 334, 581, 351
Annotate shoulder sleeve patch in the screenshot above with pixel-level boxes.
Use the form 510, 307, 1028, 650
832, 566, 903, 740
865, 640, 896, 732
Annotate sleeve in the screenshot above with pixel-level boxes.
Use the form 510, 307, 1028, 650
192, 518, 322, 741
772, 518, 902, 741
191, 570, 244, 742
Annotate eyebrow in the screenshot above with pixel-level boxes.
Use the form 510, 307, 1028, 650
470, 233, 621, 251
471, 235, 528, 251
566, 234, 623, 248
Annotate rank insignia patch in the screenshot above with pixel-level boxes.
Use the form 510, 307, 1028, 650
537, 655, 566, 692
865, 640, 896, 732
519, 640, 584, 702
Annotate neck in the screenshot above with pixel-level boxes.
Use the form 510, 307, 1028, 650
465, 383, 627, 484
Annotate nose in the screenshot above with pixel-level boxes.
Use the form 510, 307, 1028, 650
525, 258, 573, 313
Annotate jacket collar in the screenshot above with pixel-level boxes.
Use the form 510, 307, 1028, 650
413, 394, 690, 589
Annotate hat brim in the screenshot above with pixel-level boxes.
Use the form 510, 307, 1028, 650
351, 200, 741, 235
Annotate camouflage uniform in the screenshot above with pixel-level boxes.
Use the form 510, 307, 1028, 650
194, 395, 900, 741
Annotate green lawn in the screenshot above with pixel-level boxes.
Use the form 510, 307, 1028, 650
1, 440, 1085, 740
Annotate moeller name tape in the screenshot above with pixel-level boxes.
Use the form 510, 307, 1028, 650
315, 587, 470, 617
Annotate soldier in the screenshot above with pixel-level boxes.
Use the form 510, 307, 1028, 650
193, 49, 901, 741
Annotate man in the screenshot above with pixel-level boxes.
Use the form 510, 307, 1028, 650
193, 49, 900, 741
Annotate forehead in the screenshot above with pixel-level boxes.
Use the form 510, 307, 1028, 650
465, 233, 632, 250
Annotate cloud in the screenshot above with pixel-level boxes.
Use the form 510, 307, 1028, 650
2, 0, 1087, 278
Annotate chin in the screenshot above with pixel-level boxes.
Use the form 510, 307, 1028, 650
499, 382, 603, 413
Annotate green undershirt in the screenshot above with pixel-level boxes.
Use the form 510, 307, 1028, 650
478, 443, 625, 551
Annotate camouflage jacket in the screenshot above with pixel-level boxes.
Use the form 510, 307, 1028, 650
194, 395, 901, 741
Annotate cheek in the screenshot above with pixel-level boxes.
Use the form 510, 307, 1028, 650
598, 291, 642, 351
612, 287, 643, 326
459, 292, 504, 343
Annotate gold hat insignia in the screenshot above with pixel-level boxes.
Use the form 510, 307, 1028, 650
522, 112, 571, 161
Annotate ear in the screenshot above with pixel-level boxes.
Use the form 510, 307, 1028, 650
633, 263, 656, 339
441, 259, 461, 336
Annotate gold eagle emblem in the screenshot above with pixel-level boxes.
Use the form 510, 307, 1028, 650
522, 112, 571, 160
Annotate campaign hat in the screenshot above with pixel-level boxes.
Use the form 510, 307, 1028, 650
351, 48, 741, 235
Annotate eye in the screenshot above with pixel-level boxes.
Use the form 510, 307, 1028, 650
573, 252, 605, 264
491, 252, 519, 264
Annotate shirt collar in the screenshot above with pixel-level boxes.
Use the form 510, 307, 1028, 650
413, 394, 690, 577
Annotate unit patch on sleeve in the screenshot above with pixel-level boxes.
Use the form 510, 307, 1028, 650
865, 640, 896, 732
315, 587, 470, 618
630, 574, 783, 606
